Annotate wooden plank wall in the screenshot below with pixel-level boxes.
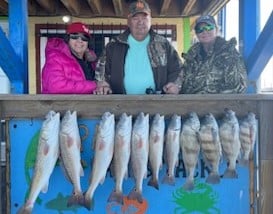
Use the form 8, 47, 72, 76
0, 94, 272, 213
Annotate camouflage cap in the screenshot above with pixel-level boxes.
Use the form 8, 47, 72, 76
128, 0, 151, 17
194, 15, 216, 30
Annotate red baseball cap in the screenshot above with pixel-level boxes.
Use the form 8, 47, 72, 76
67, 22, 90, 37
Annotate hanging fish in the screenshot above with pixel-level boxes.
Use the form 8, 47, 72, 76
17, 111, 60, 214
239, 112, 257, 166
83, 112, 115, 210
59, 110, 84, 206
162, 114, 181, 186
148, 113, 165, 190
108, 113, 132, 204
198, 113, 221, 184
128, 112, 149, 203
219, 109, 240, 178
180, 112, 200, 190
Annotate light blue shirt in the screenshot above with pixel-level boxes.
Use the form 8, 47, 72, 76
124, 34, 155, 94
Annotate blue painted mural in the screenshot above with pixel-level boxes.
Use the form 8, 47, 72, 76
10, 118, 250, 214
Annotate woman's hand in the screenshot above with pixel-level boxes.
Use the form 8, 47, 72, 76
163, 82, 181, 94
93, 81, 112, 95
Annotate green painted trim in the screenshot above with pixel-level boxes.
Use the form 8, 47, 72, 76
0, 17, 8, 20
183, 18, 191, 53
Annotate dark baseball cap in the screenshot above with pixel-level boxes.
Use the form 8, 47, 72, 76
194, 15, 216, 30
128, 0, 151, 17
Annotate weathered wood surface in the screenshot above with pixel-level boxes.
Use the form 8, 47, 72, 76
0, 94, 273, 214
0, 94, 266, 119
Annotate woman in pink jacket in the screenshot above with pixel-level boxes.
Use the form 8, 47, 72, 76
42, 22, 97, 94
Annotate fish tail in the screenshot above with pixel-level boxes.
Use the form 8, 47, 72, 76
239, 158, 249, 167
147, 177, 159, 190
223, 169, 238, 179
67, 193, 85, 207
82, 194, 94, 211
16, 205, 32, 214
127, 188, 143, 203
206, 173, 220, 184
182, 180, 194, 191
107, 190, 124, 204
162, 174, 175, 186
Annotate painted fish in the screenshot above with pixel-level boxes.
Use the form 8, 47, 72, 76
239, 112, 257, 166
83, 112, 115, 210
17, 111, 60, 214
180, 112, 200, 190
59, 110, 84, 206
108, 113, 132, 204
148, 113, 165, 190
219, 109, 240, 178
128, 112, 149, 203
162, 114, 181, 186
198, 113, 221, 184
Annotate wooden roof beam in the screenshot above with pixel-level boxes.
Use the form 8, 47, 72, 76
202, 0, 230, 16
60, 0, 81, 16
160, 0, 171, 16
36, 0, 56, 14
112, 0, 123, 17
86, 0, 102, 15
182, 0, 197, 15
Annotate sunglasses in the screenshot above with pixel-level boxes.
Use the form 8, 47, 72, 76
69, 34, 89, 42
195, 25, 215, 34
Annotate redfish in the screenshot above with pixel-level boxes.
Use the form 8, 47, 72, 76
59, 110, 84, 206
148, 113, 165, 190
83, 112, 115, 210
17, 111, 60, 214
162, 114, 181, 186
128, 112, 149, 203
108, 113, 132, 204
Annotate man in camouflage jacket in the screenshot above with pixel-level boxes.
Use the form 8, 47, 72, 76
180, 15, 247, 94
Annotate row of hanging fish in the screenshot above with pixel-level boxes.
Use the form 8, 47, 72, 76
17, 109, 257, 213
18, 110, 84, 214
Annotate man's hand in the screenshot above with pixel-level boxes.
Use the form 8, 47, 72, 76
93, 81, 112, 95
163, 82, 181, 94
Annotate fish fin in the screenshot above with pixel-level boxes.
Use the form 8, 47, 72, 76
222, 169, 238, 179
183, 180, 194, 191
83, 194, 94, 211
41, 182, 49, 193
67, 193, 84, 207
127, 188, 143, 203
108, 190, 124, 204
148, 177, 159, 190
206, 173, 220, 184
162, 174, 175, 186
